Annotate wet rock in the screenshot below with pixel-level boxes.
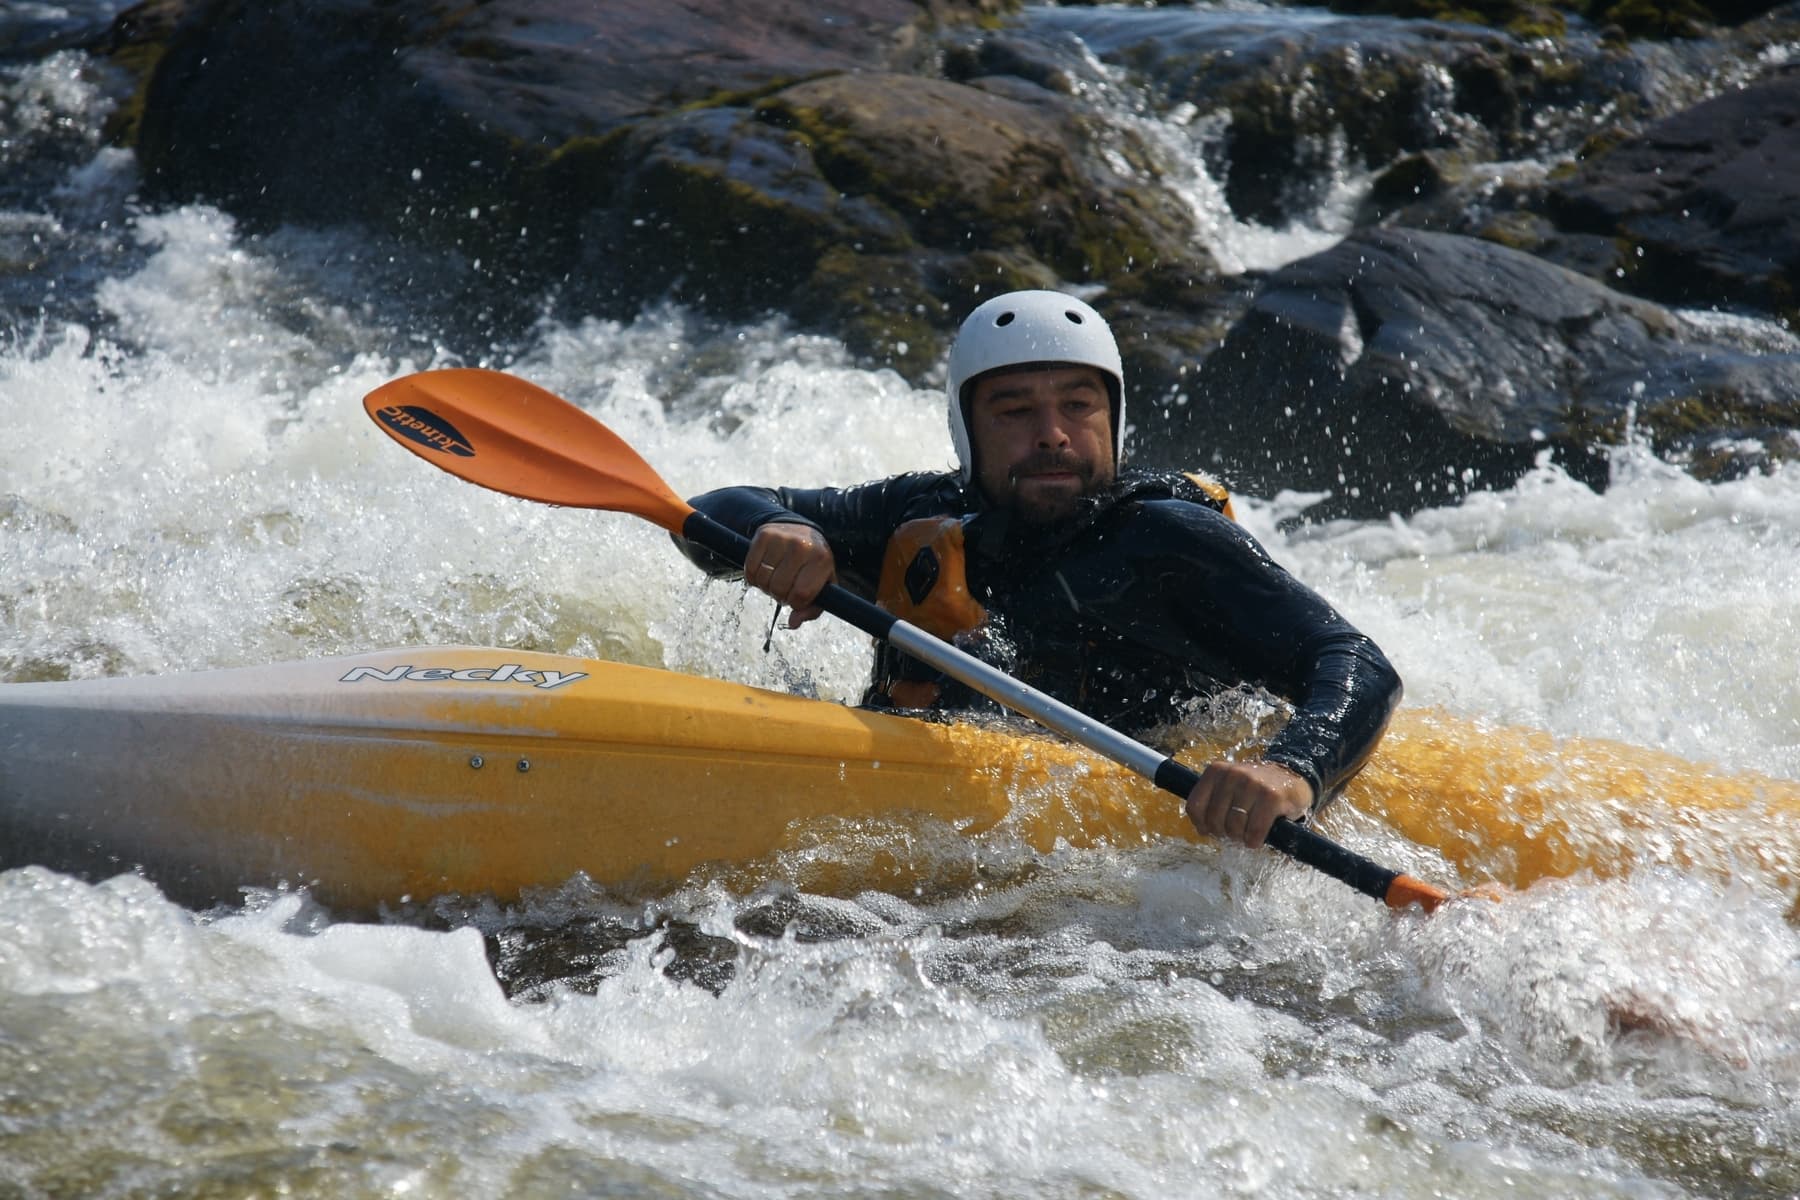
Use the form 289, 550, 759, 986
531, 65, 1219, 376
1341, 0, 1568, 36
1050, 1, 1778, 249
117, 0, 1232, 380
1159, 227, 1800, 516
1040, 6, 1660, 231
761, 71, 1213, 358
940, 26, 1088, 95
1544, 63, 1800, 323
551, 105, 886, 306
1321, 0, 1792, 39
128, 0, 980, 228
90, 0, 1800, 489
1350, 156, 1633, 280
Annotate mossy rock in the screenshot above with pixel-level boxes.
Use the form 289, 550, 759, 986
792, 248, 952, 378
1205, 36, 1581, 225
1637, 387, 1800, 481
1325, 0, 1567, 38
1330, 0, 1788, 36
95, 0, 190, 147
548, 104, 928, 320
1579, 0, 1790, 34
1476, 210, 1557, 251
792, 246, 1069, 380
926, 249, 1061, 303
1360, 153, 1452, 223
1587, 0, 1712, 37
757, 73, 1209, 287
1544, 67, 1800, 314
1332, 0, 1788, 37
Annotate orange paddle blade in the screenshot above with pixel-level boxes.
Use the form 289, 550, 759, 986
1384, 873, 1451, 913
363, 368, 695, 533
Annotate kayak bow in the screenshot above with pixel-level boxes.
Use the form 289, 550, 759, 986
0, 647, 1188, 909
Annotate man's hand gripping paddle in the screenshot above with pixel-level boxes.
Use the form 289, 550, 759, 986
364, 367, 1454, 913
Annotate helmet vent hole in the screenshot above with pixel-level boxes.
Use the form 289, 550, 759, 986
995, 311, 1015, 327
1065, 311, 1084, 324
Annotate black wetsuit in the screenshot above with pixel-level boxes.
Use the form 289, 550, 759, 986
676, 469, 1402, 804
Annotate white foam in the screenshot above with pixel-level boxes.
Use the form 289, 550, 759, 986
1242, 448, 1800, 777
4, 163, 1799, 1196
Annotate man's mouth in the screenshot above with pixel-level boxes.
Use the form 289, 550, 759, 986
1009, 454, 1091, 489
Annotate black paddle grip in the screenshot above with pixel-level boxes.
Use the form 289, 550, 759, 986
1154, 758, 1399, 903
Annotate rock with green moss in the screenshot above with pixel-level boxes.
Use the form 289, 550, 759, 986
761, 73, 1211, 280
1323, 0, 1568, 39
527, 66, 1223, 375
94, 0, 1800, 494
111, 0, 1243, 384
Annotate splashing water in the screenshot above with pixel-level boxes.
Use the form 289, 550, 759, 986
4, 14, 1800, 1199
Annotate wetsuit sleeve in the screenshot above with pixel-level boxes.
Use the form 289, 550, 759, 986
1134, 503, 1403, 804
1260, 629, 1402, 806
673, 473, 960, 599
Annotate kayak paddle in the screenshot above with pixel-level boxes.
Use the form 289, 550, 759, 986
364, 367, 1452, 912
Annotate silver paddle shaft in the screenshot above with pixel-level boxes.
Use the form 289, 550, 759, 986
886, 621, 1168, 779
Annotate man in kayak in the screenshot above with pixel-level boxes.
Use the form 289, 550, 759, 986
676, 290, 1402, 851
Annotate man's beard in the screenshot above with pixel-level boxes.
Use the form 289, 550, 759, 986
1005, 450, 1099, 525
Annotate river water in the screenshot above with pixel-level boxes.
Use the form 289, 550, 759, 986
4, 5, 1800, 1198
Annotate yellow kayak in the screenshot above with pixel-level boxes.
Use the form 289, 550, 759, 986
1, 647, 1795, 911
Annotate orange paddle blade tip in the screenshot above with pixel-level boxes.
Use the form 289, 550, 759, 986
1384, 874, 1452, 913
363, 368, 696, 531
1385, 875, 1514, 914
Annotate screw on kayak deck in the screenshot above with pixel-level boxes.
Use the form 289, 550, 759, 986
466, 754, 529, 771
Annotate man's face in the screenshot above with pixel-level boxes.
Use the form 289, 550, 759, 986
967, 364, 1117, 525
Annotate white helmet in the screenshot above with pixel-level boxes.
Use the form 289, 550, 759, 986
945, 290, 1125, 484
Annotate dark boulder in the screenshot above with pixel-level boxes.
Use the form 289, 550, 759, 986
116, 0, 1231, 379
128, 0, 976, 245
1545, 63, 1800, 323
1156, 227, 1800, 515
760, 72, 1215, 368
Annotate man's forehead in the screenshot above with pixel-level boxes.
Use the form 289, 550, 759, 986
973, 363, 1107, 400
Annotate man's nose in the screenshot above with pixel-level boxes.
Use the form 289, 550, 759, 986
1034, 411, 1071, 447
